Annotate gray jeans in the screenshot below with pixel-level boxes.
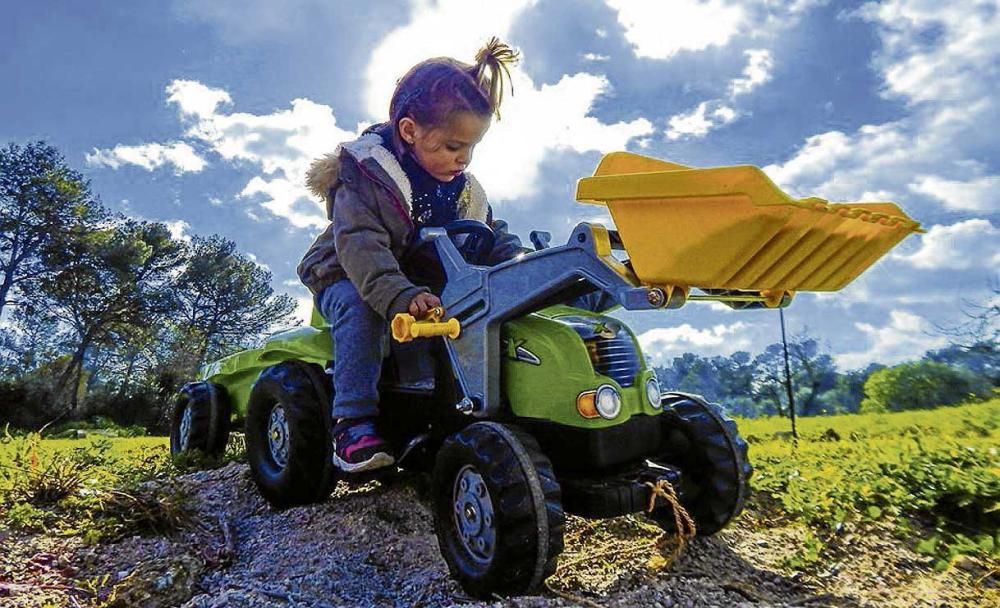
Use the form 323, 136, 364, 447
317, 279, 387, 420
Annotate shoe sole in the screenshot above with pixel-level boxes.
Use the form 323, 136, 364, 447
333, 450, 395, 473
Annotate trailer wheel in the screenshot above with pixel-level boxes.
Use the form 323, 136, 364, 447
652, 392, 752, 535
170, 382, 230, 457
433, 422, 564, 598
246, 361, 336, 508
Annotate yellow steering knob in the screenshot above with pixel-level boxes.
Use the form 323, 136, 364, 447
391, 308, 461, 343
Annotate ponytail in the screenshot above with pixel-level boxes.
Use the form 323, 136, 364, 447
472, 37, 520, 120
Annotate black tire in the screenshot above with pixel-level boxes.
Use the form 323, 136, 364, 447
433, 422, 564, 598
246, 361, 336, 508
170, 382, 231, 457
652, 392, 752, 535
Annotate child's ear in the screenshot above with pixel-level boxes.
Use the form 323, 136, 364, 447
398, 117, 417, 145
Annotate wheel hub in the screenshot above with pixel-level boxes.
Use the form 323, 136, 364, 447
179, 405, 192, 451
453, 465, 495, 564
268, 404, 290, 468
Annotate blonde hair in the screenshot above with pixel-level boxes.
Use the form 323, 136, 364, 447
473, 37, 519, 120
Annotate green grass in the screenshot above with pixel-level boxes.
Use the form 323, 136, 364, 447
738, 399, 1000, 570
738, 398, 1000, 441
0, 432, 190, 544
3, 401, 997, 573
0, 435, 167, 456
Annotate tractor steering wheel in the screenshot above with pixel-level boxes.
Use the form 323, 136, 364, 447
444, 219, 496, 265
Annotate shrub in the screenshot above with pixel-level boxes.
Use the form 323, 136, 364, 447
860, 361, 992, 413
0, 433, 192, 541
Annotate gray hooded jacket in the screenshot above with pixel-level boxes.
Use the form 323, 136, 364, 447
297, 128, 530, 321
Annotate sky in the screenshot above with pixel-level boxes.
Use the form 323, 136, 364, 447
3, 0, 998, 370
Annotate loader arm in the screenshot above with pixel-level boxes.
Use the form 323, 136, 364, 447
415, 151, 922, 418
424, 222, 668, 417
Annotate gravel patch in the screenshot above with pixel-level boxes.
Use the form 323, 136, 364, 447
2, 462, 995, 607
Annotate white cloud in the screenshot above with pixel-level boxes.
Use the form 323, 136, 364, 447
666, 102, 713, 140
638, 321, 751, 364
167, 82, 357, 229
363, 1, 654, 202
602, 3, 819, 142
475, 73, 653, 200
763, 130, 854, 190
164, 219, 192, 243
910, 175, 1000, 212
892, 219, 1000, 270
582, 52, 610, 62
165, 79, 232, 117
605, 0, 827, 60
86, 141, 207, 174
836, 310, 948, 369
666, 101, 738, 140
94, 78, 399, 230
663, 48, 770, 140
294, 296, 313, 325
607, 0, 745, 59
764, 2, 1000, 208
729, 49, 773, 97
244, 252, 270, 271
294, 295, 314, 326
858, 1, 1000, 105
713, 105, 737, 123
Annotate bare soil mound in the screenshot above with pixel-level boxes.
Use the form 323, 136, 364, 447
2, 462, 994, 607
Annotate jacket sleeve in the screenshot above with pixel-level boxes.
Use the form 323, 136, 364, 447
332, 178, 428, 320
484, 204, 533, 266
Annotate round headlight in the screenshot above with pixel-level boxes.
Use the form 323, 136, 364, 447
646, 377, 662, 408
595, 385, 621, 419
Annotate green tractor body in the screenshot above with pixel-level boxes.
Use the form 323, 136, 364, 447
199, 303, 658, 432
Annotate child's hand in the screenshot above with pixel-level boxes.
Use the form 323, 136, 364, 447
409, 293, 442, 318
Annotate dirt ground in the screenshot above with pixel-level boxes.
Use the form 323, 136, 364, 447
1, 462, 996, 608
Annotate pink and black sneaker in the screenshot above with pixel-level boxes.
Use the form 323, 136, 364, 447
332, 418, 395, 473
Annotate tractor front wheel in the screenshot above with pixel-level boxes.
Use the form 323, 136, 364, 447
652, 392, 752, 535
170, 381, 230, 458
433, 422, 564, 598
246, 361, 336, 508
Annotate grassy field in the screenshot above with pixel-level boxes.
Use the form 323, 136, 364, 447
739, 398, 999, 570
2, 399, 998, 573
0, 435, 168, 457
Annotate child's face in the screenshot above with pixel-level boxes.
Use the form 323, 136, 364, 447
399, 111, 491, 182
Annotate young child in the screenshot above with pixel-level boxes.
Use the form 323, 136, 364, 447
297, 38, 529, 473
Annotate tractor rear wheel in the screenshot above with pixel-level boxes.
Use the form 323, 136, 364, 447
246, 361, 336, 508
170, 381, 230, 458
433, 422, 564, 598
652, 392, 752, 535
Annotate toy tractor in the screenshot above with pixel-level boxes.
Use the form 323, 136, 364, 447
170, 152, 921, 598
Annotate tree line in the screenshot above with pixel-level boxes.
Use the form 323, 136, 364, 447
654, 334, 997, 419
0, 142, 296, 431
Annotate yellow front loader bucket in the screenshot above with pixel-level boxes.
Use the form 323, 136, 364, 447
576, 152, 922, 293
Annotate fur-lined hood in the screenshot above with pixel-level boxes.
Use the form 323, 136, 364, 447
305, 130, 489, 223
